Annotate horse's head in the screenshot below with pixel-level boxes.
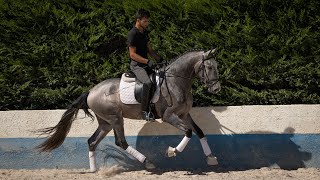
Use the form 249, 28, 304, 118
195, 48, 221, 94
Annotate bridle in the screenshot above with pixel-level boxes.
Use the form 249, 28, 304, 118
156, 51, 219, 107
195, 53, 219, 88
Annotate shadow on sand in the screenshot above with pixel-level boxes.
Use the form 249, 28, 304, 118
100, 107, 311, 174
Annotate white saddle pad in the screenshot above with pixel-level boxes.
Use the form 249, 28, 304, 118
119, 74, 161, 104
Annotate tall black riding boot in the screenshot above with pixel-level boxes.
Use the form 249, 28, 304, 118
141, 83, 155, 121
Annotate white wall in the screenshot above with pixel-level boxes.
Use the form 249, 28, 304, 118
1, 105, 319, 138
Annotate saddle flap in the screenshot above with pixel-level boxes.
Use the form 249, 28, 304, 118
134, 81, 143, 103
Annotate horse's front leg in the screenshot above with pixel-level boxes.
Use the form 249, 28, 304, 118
162, 110, 193, 157
185, 113, 218, 166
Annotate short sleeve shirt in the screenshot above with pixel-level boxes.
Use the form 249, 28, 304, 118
128, 27, 149, 67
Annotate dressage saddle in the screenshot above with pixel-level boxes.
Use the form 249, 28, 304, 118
122, 71, 157, 104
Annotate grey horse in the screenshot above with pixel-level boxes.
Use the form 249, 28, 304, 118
36, 48, 221, 172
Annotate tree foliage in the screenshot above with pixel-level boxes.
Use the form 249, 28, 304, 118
1, 0, 319, 110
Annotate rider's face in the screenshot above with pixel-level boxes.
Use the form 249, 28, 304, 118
138, 17, 150, 29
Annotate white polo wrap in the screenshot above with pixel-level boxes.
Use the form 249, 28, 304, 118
126, 146, 146, 163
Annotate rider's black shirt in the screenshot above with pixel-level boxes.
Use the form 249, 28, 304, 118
128, 27, 149, 67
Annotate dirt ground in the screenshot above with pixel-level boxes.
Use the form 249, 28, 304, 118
1, 166, 320, 180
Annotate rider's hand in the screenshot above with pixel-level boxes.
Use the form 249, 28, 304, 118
147, 60, 155, 68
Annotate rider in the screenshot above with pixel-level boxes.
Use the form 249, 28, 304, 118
127, 9, 163, 121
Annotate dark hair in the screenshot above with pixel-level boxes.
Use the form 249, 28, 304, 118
135, 9, 150, 20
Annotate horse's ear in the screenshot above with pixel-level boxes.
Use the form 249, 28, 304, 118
204, 48, 217, 59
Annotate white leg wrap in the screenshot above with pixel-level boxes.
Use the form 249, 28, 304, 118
200, 137, 212, 156
89, 151, 97, 172
126, 146, 146, 163
176, 136, 191, 152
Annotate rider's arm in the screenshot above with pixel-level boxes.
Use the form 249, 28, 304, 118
129, 46, 149, 64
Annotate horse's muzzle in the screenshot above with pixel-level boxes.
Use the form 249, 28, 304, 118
208, 82, 221, 94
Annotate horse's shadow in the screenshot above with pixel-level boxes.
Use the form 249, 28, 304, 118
100, 107, 311, 173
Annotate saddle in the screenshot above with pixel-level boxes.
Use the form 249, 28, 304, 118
120, 71, 161, 119
119, 71, 160, 105
121, 71, 157, 103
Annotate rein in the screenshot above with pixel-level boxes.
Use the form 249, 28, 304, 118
163, 54, 219, 85
156, 53, 219, 106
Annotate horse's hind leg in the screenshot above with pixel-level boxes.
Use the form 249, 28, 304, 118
87, 115, 113, 172
113, 115, 155, 169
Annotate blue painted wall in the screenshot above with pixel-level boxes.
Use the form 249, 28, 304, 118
0, 134, 319, 170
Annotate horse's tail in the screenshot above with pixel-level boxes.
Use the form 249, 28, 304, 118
35, 92, 94, 152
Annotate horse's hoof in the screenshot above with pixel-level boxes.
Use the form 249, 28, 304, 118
166, 146, 176, 157
207, 154, 218, 166
144, 160, 156, 170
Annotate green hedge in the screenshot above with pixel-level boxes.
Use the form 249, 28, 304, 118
1, 0, 319, 110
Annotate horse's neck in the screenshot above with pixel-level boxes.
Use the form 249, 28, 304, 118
169, 57, 200, 79
167, 56, 201, 90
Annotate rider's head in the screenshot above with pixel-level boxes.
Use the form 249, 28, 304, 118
135, 9, 150, 30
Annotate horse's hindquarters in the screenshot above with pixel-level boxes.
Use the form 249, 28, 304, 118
87, 79, 122, 117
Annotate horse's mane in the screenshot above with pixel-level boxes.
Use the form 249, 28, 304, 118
168, 49, 205, 64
